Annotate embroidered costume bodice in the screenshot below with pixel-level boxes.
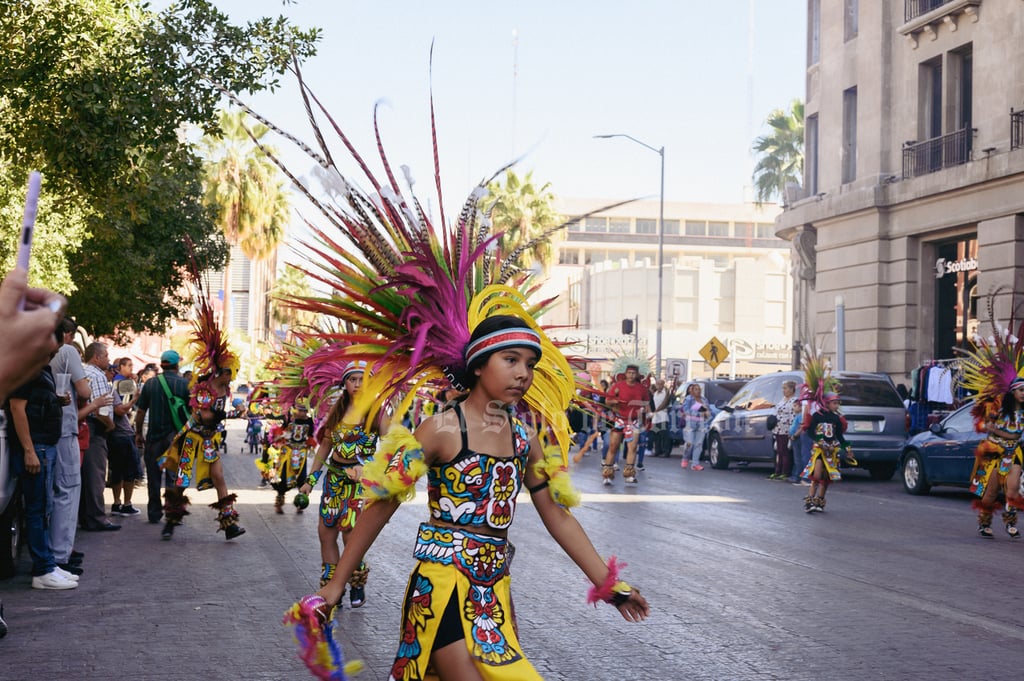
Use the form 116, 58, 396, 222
810, 409, 847, 449
287, 417, 314, 445
426, 404, 531, 531
330, 422, 377, 462
986, 408, 1024, 449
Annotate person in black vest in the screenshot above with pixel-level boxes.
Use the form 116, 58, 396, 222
6, 365, 79, 589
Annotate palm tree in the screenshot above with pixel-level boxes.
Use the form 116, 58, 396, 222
268, 264, 317, 336
485, 170, 563, 273
752, 98, 804, 205
202, 108, 291, 330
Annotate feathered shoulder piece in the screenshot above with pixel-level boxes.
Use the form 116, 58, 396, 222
267, 334, 352, 419
956, 288, 1024, 425
799, 345, 839, 410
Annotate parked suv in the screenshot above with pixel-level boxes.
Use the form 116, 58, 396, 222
706, 371, 908, 480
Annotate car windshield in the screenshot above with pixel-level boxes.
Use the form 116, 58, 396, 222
834, 379, 903, 407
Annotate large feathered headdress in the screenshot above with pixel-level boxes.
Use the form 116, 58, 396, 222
184, 242, 240, 393
799, 344, 840, 409
220, 58, 624, 458
957, 288, 1024, 420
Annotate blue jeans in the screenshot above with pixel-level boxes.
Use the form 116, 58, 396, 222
684, 424, 707, 465
12, 443, 58, 576
791, 433, 812, 479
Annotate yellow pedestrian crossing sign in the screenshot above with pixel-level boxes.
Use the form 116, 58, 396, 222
699, 336, 729, 369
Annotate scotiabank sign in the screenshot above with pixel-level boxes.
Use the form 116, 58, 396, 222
934, 256, 978, 279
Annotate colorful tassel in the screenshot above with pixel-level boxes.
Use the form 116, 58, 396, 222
283, 594, 364, 680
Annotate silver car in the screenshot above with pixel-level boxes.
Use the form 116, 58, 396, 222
706, 370, 909, 480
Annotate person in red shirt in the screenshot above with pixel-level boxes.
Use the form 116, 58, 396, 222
601, 364, 651, 486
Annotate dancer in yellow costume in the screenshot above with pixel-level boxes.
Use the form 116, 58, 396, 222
230, 68, 650, 680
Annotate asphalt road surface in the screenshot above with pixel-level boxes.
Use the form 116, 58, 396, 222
1, 420, 1021, 680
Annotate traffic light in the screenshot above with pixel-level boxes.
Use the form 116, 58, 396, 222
621, 318, 633, 335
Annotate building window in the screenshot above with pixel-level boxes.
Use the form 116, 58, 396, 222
585, 217, 607, 233
805, 113, 819, 196
663, 219, 680, 235
584, 250, 606, 265
566, 220, 581, 232
711, 255, 729, 269
708, 222, 729, 237
920, 56, 942, 141
606, 250, 629, 263
756, 223, 776, 238
951, 44, 973, 133
636, 218, 657, 234
734, 222, 753, 238
609, 218, 630, 234
558, 250, 580, 265
842, 87, 857, 184
808, 0, 820, 65
844, 0, 858, 41
685, 220, 706, 236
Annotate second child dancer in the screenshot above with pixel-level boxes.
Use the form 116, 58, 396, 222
298, 360, 377, 606
799, 348, 855, 513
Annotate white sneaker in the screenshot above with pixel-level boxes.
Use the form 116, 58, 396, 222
602, 478, 613, 487
53, 566, 79, 582
32, 571, 78, 590
624, 476, 638, 484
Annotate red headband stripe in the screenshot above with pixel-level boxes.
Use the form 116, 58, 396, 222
465, 329, 542, 367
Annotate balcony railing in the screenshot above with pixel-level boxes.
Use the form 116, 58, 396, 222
905, 0, 953, 22
902, 127, 974, 179
1012, 110, 1024, 151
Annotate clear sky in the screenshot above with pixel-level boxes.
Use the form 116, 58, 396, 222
196, 0, 807, 211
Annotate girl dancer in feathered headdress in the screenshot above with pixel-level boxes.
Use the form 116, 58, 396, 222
158, 265, 245, 541
957, 292, 1024, 539
297, 359, 377, 608
229, 61, 649, 680
798, 346, 854, 513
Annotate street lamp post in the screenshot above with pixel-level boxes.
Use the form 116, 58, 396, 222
594, 134, 665, 376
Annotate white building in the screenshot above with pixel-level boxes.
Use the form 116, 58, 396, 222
540, 198, 793, 379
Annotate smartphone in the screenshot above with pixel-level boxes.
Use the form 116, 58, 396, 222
16, 171, 41, 310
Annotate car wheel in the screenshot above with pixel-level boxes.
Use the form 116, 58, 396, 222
0, 496, 22, 580
708, 434, 729, 470
866, 461, 898, 481
901, 452, 930, 495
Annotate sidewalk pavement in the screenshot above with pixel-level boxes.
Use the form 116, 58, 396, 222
0, 420, 313, 681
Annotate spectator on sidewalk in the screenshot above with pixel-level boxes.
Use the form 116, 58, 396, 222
107, 363, 141, 517
650, 377, 674, 457
6, 364, 80, 589
47, 318, 91, 572
80, 342, 119, 532
133, 350, 190, 524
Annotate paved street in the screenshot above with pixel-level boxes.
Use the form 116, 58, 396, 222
2, 420, 1023, 680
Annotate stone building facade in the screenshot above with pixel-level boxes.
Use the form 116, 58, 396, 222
777, 1, 1024, 379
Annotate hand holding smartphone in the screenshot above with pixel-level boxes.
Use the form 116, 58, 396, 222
16, 171, 41, 311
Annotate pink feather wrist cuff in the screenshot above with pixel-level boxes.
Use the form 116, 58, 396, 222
587, 556, 633, 606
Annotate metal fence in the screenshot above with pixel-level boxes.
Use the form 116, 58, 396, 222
905, 0, 953, 22
902, 128, 974, 179
1012, 110, 1024, 150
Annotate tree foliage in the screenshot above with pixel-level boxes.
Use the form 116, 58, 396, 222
0, 0, 319, 338
485, 170, 563, 273
751, 98, 804, 205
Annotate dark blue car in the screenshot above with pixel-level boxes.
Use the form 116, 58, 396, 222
900, 402, 979, 495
